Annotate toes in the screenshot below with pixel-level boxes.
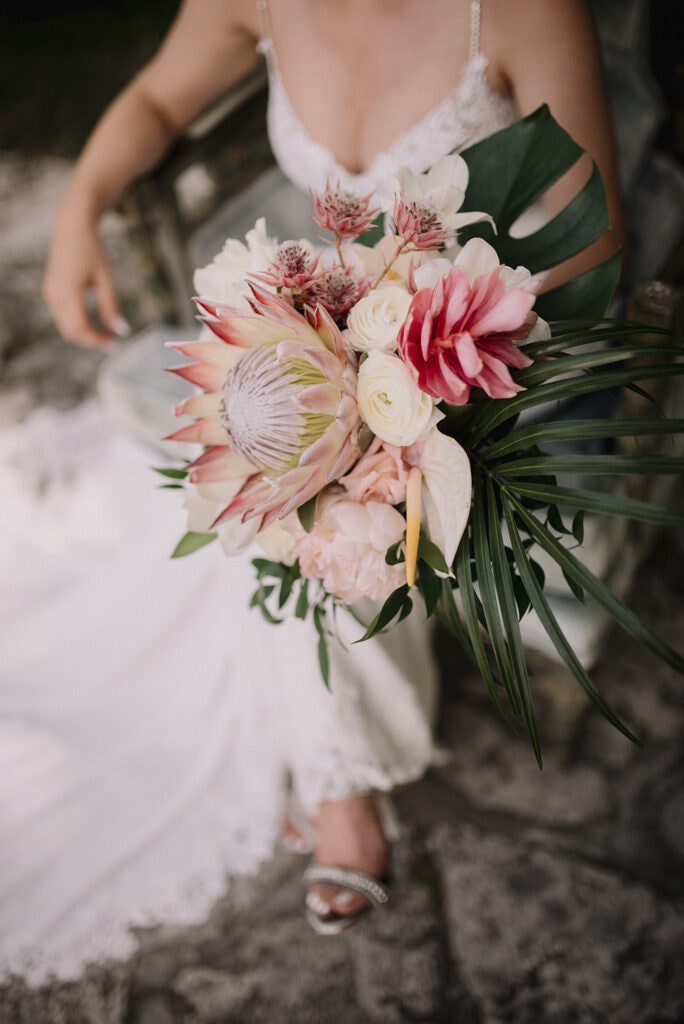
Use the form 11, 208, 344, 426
307, 884, 368, 919
329, 888, 367, 916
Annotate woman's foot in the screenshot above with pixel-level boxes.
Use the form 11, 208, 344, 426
306, 795, 390, 923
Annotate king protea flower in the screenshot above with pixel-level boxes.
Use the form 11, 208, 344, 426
166, 284, 362, 535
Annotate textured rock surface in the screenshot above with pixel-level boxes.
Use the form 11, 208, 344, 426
1, 156, 683, 1023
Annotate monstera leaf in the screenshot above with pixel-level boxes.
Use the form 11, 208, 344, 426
360, 109, 684, 762
458, 104, 621, 319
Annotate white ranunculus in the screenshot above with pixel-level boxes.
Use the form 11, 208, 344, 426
357, 350, 441, 446
193, 218, 277, 308
346, 286, 413, 353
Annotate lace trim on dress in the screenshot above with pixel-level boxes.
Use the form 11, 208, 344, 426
256, 0, 517, 201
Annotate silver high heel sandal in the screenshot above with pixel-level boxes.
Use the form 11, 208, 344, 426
303, 793, 399, 935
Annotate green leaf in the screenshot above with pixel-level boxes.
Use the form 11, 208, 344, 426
252, 558, 289, 577
295, 580, 310, 620
506, 481, 684, 527
355, 585, 410, 642
562, 569, 586, 605
436, 578, 468, 646
572, 511, 585, 545
297, 496, 317, 533
313, 605, 330, 688
500, 454, 684, 478
153, 466, 189, 480
483, 418, 684, 460
397, 595, 414, 624
417, 563, 441, 618
502, 500, 640, 744
514, 343, 681, 388
385, 539, 405, 565
417, 535, 449, 574
508, 492, 684, 676
466, 362, 684, 443
357, 212, 385, 248
485, 478, 539, 756
455, 533, 513, 719
171, 531, 217, 558
458, 105, 618, 316
535, 251, 622, 321
547, 503, 572, 537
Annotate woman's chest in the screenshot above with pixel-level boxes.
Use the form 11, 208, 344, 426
263, 0, 490, 174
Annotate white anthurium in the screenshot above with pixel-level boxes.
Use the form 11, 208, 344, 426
452, 237, 501, 282
418, 429, 472, 569
454, 237, 542, 295
390, 154, 495, 233
412, 257, 453, 291
523, 315, 551, 343
403, 428, 472, 586
357, 350, 443, 446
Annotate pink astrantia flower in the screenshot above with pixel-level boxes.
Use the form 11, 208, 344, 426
301, 264, 368, 323
255, 239, 319, 291
293, 490, 407, 604
397, 242, 536, 404
311, 181, 380, 239
165, 284, 361, 536
390, 155, 494, 251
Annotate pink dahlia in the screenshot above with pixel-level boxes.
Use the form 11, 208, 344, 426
166, 284, 361, 532
397, 258, 536, 405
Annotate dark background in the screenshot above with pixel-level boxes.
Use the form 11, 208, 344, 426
0, 0, 682, 163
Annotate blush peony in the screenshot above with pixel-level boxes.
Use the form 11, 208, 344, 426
294, 492, 406, 604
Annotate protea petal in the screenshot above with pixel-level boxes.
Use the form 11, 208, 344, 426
169, 291, 362, 538
167, 361, 227, 391
164, 419, 227, 446
165, 339, 237, 370
174, 392, 222, 418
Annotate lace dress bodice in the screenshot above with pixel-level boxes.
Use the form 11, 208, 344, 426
257, 0, 518, 202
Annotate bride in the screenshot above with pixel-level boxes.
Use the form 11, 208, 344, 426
4, 0, 622, 979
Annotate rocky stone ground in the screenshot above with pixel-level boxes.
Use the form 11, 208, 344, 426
1, 157, 683, 1024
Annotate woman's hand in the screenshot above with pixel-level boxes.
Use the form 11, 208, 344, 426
43, 218, 125, 348
42, 0, 260, 347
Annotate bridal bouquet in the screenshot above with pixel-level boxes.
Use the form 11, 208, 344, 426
162, 107, 684, 760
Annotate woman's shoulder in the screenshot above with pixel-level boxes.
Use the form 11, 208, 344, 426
483, 0, 598, 95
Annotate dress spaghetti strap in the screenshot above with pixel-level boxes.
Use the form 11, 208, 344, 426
469, 0, 482, 61
256, 0, 278, 69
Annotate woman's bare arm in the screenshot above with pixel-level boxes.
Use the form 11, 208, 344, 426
488, 0, 625, 290
44, 0, 259, 346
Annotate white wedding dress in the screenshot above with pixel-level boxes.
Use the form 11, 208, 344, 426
0, 0, 519, 985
